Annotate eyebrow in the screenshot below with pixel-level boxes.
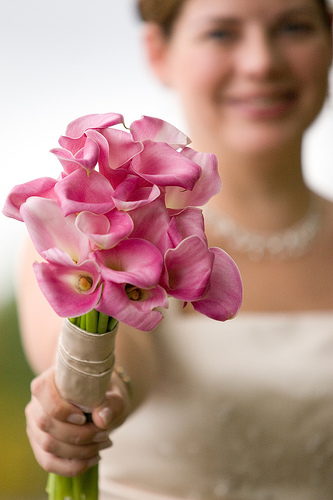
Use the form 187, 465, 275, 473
192, 4, 320, 25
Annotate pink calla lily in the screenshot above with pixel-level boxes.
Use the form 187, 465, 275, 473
129, 199, 172, 255
130, 140, 202, 189
112, 173, 161, 211
130, 115, 191, 150
92, 239, 163, 289
192, 247, 243, 321
54, 168, 115, 216
33, 257, 102, 318
165, 149, 221, 209
58, 112, 124, 154
75, 209, 133, 249
51, 136, 100, 174
94, 127, 143, 173
167, 207, 207, 246
163, 235, 213, 301
96, 280, 168, 331
20, 197, 91, 263
2, 177, 57, 221
3, 110, 242, 335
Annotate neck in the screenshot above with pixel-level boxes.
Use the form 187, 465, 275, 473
205, 143, 312, 232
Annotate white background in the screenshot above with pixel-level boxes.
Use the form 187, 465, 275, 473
0, 0, 332, 303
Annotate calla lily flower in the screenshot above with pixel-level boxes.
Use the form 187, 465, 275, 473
75, 209, 133, 249
3, 110, 243, 331
34, 256, 102, 318
96, 280, 168, 331
2, 177, 57, 221
165, 149, 221, 209
92, 128, 143, 176
92, 239, 163, 289
112, 173, 161, 211
20, 197, 91, 263
54, 168, 115, 216
167, 206, 207, 245
130, 140, 202, 190
92, 238, 167, 330
130, 115, 191, 149
58, 112, 124, 153
129, 199, 173, 255
192, 247, 243, 321
51, 136, 101, 174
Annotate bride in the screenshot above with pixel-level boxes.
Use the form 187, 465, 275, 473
20, 0, 333, 498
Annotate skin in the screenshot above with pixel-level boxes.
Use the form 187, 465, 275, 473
21, 0, 333, 478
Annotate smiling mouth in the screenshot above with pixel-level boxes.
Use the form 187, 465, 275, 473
226, 90, 297, 117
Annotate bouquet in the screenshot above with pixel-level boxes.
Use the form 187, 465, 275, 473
3, 112, 242, 499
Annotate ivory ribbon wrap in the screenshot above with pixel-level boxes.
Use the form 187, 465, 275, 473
55, 319, 118, 413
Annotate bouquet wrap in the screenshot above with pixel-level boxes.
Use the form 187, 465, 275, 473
55, 319, 118, 413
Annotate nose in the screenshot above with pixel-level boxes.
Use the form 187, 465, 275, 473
236, 27, 282, 79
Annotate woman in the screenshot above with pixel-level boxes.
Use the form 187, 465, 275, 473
21, 0, 333, 498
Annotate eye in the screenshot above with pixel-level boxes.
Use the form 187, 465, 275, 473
205, 28, 238, 42
277, 20, 314, 37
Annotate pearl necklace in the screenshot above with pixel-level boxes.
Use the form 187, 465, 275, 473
204, 200, 323, 262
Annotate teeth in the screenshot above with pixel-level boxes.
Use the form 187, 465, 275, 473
249, 96, 281, 105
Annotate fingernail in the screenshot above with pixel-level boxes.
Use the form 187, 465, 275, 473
67, 414, 86, 425
93, 431, 110, 443
87, 455, 100, 468
98, 407, 113, 427
98, 439, 112, 451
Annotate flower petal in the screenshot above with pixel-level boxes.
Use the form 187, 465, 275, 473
164, 236, 213, 301
96, 280, 167, 331
112, 175, 161, 211
76, 210, 133, 249
165, 149, 221, 208
130, 141, 201, 189
96, 128, 143, 170
167, 207, 206, 247
51, 136, 100, 174
129, 199, 172, 254
192, 247, 243, 321
2, 177, 57, 221
92, 239, 163, 288
55, 168, 115, 216
130, 115, 191, 149
58, 112, 124, 153
33, 259, 102, 317
20, 197, 91, 262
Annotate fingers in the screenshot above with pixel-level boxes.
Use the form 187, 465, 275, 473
26, 368, 113, 476
30, 367, 86, 425
92, 369, 132, 430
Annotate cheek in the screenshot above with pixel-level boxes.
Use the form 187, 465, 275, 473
291, 40, 331, 94
170, 49, 226, 98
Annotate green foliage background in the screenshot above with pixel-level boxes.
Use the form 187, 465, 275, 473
0, 298, 46, 499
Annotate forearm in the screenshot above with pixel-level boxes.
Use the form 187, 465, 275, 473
16, 238, 62, 373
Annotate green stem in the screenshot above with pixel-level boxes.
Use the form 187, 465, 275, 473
46, 309, 118, 499
85, 308, 99, 333
97, 312, 109, 334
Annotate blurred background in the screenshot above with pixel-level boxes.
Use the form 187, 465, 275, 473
0, 0, 332, 498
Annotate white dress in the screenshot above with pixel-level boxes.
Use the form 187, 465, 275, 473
99, 301, 333, 500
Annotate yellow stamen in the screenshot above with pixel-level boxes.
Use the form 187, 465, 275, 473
125, 284, 143, 301
78, 275, 93, 292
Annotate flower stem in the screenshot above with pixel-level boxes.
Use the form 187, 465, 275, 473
47, 310, 118, 499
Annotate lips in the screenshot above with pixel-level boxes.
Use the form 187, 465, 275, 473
225, 89, 297, 119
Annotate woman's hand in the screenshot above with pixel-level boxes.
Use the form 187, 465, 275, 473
25, 366, 132, 477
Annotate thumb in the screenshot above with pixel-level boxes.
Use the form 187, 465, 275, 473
92, 403, 114, 430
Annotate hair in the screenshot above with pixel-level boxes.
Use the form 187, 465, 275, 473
137, 0, 332, 33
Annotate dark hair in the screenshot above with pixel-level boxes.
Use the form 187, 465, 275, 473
137, 0, 332, 32
136, 0, 186, 34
